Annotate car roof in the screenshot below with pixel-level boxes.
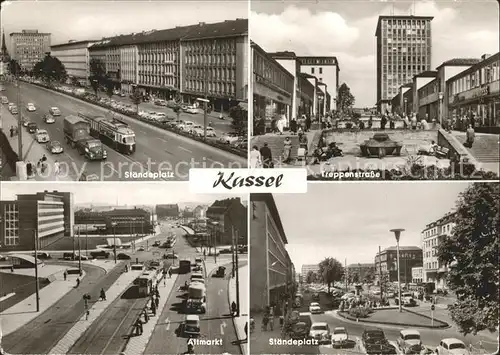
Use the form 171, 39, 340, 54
51, 106, 59, 109
401, 329, 420, 336
37, 129, 48, 133
442, 338, 464, 344
334, 327, 346, 331
186, 315, 200, 321
311, 322, 328, 327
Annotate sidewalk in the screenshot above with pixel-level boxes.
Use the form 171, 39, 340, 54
49, 269, 143, 354
0, 268, 86, 336
123, 274, 179, 354
0, 105, 75, 181
229, 263, 248, 355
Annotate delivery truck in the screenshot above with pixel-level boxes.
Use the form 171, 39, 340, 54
63, 115, 107, 160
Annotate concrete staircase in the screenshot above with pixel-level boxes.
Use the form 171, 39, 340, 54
453, 133, 500, 163
251, 134, 300, 165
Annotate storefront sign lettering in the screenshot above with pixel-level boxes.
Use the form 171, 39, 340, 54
473, 86, 490, 98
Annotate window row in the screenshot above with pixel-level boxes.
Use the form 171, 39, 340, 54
185, 68, 234, 81
185, 53, 235, 66
449, 61, 500, 96
184, 80, 235, 95
184, 39, 236, 53
253, 52, 293, 93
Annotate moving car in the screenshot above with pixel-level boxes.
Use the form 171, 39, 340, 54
44, 113, 56, 124
361, 328, 397, 354
182, 315, 200, 337
48, 141, 64, 154
436, 338, 469, 355
138, 247, 145, 251
10, 106, 18, 114
8, 103, 15, 110
163, 253, 178, 259
35, 129, 50, 143
331, 327, 349, 348
32, 252, 51, 259
309, 302, 321, 314
49, 107, 61, 116
1, 96, 8, 104
397, 329, 422, 354
26, 103, 36, 111
309, 322, 331, 344
27, 122, 38, 133
117, 253, 131, 260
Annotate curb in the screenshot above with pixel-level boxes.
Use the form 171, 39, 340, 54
22, 81, 247, 161
337, 308, 449, 329
226, 265, 246, 355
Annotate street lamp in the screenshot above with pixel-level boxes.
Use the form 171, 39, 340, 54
111, 222, 117, 263
391, 228, 405, 312
404, 98, 408, 116
438, 92, 444, 126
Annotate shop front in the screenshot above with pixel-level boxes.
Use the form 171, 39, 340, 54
253, 74, 292, 127
448, 81, 500, 133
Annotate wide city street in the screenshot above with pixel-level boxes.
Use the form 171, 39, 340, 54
2, 81, 246, 181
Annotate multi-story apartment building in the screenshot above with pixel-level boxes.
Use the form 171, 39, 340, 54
251, 42, 294, 132
250, 194, 294, 312
421, 212, 456, 290
206, 198, 247, 246
375, 246, 423, 285
156, 204, 180, 219
446, 52, 500, 131
120, 45, 139, 94
298, 56, 339, 111
0, 191, 74, 252
412, 266, 423, 284
375, 16, 433, 113
180, 19, 248, 111
347, 263, 376, 283
50, 40, 97, 86
10, 30, 51, 71
88, 19, 248, 112
74, 207, 152, 235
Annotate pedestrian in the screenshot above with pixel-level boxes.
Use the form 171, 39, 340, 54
10, 126, 14, 138
155, 296, 159, 308
260, 142, 273, 168
168, 268, 172, 278
249, 145, 262, 168
411, 114, 418, 130
63, 271, 67, 281
76, 277, 80, 288
466, 124, 475, 148
85, 309, 90, 320
54, 160, 60, 176
135, 318, 143, 335
125, 264, 128, 272
143, 309, 149, 323
283, 137, 292, 164
151, 300, 156, 316
41, 154, 47, 164
100, 288, 106, 301
155, 288, 160, 298
10, 265, 14, 273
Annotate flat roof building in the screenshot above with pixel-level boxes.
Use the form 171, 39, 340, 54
10, 29, 51, 71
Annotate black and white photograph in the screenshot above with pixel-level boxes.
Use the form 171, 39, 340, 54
0, 182, 248, 355
0, 1, 248, 182
249, 183, 499, 354
250, 0, 499, 180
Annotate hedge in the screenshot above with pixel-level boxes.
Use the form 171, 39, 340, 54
338, 310, 449, 329
25, 80, 247, 158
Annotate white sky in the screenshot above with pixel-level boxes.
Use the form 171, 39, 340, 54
1, 0, 248, 47
273, 182, 472, 270
251, 0, 499, 107
0, 182, 247, 205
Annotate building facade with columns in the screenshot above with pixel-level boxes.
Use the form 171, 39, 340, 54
50, 40, 96, 86
251, 42, 294, 129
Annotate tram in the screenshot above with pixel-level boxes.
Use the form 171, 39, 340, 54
135, 272, 156, 297
78, 112, 136, 154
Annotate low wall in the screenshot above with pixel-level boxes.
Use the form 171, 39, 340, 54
437, 129, 478, 165
322, 129, 438, 155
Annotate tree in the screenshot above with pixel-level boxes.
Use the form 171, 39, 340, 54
172, 92, 183, 121
8, 59, 21, 77
130, 88, 143, 113
89, 58, 106, 96
318, 257, 344, 293
104, 75, 115, 99
305, 271, 318, 284
32, 54, 67, 83
337, 83, 355, 113
350, 272, 360, 284
364, 268, 376, 284
229, 104, 248, 136
437, 183, 499, 336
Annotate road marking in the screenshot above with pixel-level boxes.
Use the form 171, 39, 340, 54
178, 146, 192, 154
157, 137, 169, 143
165, 318, 170, 330
220, 321, 227, 335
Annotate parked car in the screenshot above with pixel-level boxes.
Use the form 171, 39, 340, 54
1, 96, 8, 104
185, 107, 199, 114
138, 247, 145, 252
397, 329, 422, 354
10, 106, 18, 114
436, 338, 469, 355
49, 107, 61, 116
331, 327, 349, 348
205, 127, 217, 137
163, 253, 179, 259
189, 125, 203, 135
8, 103, 15, 110
35, 129, 50, 143
309, 302, 321, 314
26, 103, 36, 111
32, 252, 51, 259
48, 141, 64, 154
361, 328, 397, 354
218, 132, 239, 144
179, 121, 194, 132
309, 322, 331, 344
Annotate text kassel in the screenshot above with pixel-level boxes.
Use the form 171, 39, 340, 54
213, 172, 283, 190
